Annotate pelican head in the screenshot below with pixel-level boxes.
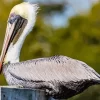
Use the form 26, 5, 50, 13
0, 2, 39, 72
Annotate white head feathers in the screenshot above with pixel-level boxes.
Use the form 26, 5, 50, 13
10, 2, 39, 20
4, 2, 39, 63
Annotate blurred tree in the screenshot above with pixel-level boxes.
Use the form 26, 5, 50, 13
21, 2, 100, 100
21, 2, 100, 72
0, 1, 100, 100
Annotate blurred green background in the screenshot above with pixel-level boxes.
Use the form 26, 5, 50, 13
0, 0, 100, 100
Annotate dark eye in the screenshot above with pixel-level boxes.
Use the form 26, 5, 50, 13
8, 13, 20, 24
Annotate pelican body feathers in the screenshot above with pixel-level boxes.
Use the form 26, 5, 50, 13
3, 55, 100, 99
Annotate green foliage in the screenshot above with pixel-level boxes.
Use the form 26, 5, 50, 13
21, 2, 100, 72
0, 1, 100, 100
21, 3, 100, 100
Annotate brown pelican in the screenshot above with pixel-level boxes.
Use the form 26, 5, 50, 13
0, 2, 100, 99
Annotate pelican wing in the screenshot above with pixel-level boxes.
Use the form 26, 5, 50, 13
3, 55, 100, 99
6, 55, 100, 82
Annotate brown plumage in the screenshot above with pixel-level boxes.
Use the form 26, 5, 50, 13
3, 55, 100, 99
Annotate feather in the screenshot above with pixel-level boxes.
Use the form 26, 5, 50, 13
3, 55, 100, 99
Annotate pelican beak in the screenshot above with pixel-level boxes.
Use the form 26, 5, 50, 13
0, 13, 27, 73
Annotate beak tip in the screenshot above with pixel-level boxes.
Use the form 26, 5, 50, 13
0, 62, 2, 73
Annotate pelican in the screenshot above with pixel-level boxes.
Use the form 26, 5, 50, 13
0, 2, 100, 99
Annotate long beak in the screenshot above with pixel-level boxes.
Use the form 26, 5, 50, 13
0, 15, 27, 72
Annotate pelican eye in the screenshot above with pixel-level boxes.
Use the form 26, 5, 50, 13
8, 13, 20, 24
